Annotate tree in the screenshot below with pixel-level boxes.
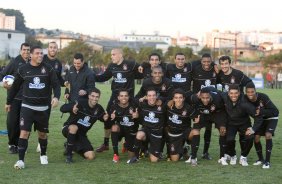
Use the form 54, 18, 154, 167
164, 46, 194, 62
0, 8, 28, 33
263, 51, 282, 68
57, 40, 93, 65
25, 35, 43, 47
122, 47, 137, 61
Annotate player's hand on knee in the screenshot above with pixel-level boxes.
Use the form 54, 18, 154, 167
51, 97, 59, 108
111, 110, 116, 120
79, 90, 87, 96
138, 66, 143, 73
194, 115, 200, 124
5, 104, 11, 112
219, 126, 226, 136
72, 102, 79, 114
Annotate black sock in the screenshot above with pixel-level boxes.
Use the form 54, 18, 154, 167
227, 140, 236, 157
254, 141, 264, 161
111, 131, 119, 155
203, 129, 211, 154
39, 138, 48, 156
191, 135, 200, 159
18, 138, 28, 161
242, 136, 253, 157
134, 139, 143, 158
104, 137, 109, 146
265, 139, 273, 163
219, 136, 227, 158
67, 133, 76, 157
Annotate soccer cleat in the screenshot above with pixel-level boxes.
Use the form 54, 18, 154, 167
9, 145, 18, 154
127, 156, 138, 164
230, 155, 237, 165
65, 156, 73, 164
240, 156, 248, 166
14, 160, 25, 169
218, 157, 228, 166
96, 144, 109, 152
253, 160, 263, 166
191, 158, 198, 166
224, 154, 231, 161
40, 155, 48, 165
262, 162, 270, 169
112, 154, 119, 163
185, 156, 192, 163
202, 153, 212, 160
36, 143, 41, 153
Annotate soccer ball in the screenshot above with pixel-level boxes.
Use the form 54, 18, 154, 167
2, 75, 15, 85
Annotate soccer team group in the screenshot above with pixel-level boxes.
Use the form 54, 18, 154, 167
0, 42, 279, 170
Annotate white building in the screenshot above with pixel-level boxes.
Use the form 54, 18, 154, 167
0, 12, 16, 30
0, 29, 26, 59
120, 33, 172, 45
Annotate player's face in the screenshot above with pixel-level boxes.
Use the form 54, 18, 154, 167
175, 55, 185, 68
20, 45, 30, 60
147, 91, 157, 105
88, 92, 100, 107
73, 59, 83, 71
173, 93, 185, 107
200, 93, 211, 105
118, 91, 129, 105
220, 60, 231, 74
245, 88, 256, 101
30, 48, 43, 65
151, 68, 163, 83
228, 89, 240, 102
48, 42, 58, 58
201, 57, 212, 70
111, 49, 123, 64
149, 56, 160, 68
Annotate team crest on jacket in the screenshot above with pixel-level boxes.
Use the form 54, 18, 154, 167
123, 64, 127, 70
129, 107, 133, 114
210, 105, 216, 111
183, 67, 187, 72
213, 72, 216, 77
157, 106, 162, 111
41, 67, 46, 74
55, 63, 58, 69
182, 110, 187, 116
161, 84, 166, 91
259, 100, 264, 107
231, 76, 235, 84
94, 110, 98, 115
20, 118, 24, 126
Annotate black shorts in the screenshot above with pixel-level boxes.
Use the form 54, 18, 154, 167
255, 118, 278, 136
226, 122, 251, 141
141, 127, 163, 157
193, 111, 227, 130
62, 125, 93, 155
20, 107, 49, 133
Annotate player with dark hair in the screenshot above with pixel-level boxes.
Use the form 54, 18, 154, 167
165, 53, 192, 98
6, 46, 60, 169
60, 88, 108, 163
188, 87, 229, 165
64, 53, 95, 102
221, 84, 263, 166
132, 88, 166, 163
109, 89, 139, 163
0, 43, 30, 154
166, 89, 200, 166
191, 53, 218, 160
245, 82, 279, 168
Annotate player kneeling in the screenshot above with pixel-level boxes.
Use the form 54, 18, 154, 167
110, 89, 139, 163
60, 88, 108, 163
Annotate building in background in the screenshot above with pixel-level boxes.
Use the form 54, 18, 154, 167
0, 12, 16, 30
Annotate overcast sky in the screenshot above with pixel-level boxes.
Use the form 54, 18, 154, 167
1, 0, 281, 39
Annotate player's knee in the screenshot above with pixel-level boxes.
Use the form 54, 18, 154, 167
20, 130, 30, 139
150, 154, 159, 163
84, 151, 95, 160
111, 125, 119, 132
38, 131, 47, 139
265, 132, 272, 140
170, 154, 179, 162
191, 129, 200, 136
68, 125, 78, 134
136, 131, 145, 140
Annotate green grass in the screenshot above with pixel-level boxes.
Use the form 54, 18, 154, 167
0, 84, 281, 184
